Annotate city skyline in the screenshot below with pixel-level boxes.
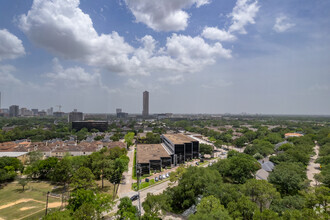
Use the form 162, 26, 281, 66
0, 0, 329, 115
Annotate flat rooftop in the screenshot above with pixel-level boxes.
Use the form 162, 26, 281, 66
162, 134, 197, 145
137, 144, 170, 164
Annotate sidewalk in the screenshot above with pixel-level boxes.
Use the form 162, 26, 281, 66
117, 148, 135, 197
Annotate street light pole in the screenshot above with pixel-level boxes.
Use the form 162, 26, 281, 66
45, 191, 50, 216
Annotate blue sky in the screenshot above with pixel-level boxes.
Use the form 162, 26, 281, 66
0, 0, 329, 114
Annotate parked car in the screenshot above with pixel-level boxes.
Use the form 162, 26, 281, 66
166, 173, 169, 178
195, 162, 200, 166
130, 194, 139, 201
162, 174, 166, 179
159, 175, 163, 180
145, 178, 149, 182
155, 177, 159, 182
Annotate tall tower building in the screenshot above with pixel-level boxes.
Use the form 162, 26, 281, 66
142, 91, 149, 117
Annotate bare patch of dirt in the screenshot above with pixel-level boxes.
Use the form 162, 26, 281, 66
0, 198, 44, 210
19, 206, 36, 211
48, 202, 62, 208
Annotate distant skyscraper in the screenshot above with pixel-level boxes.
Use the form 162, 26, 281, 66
116, 108, 122, 114
142, 91, 149, 117
9, 105, 19, 117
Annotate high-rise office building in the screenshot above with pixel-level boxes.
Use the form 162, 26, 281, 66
116, 108, 122, 114
68, 109, 84, 122
9, 105, 19, 117
142, 91, 149, 117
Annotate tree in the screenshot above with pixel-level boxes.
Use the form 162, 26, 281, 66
233, 136, 248, 148
169, 165, 186, 184
227, 195, 258, 220
71, 167, 96, 190
124, 132, 135, 149
188, 196, 232, 220
68, 189, 113, 217
18, 178, 29, 191
253, 209, 280, 220
242, 179, 280, 212
42, 210, 72, 220
27, 151, 42, 164
168, 167, 223, 212
268, 162, 306, 195
199, 144, 213, 155
25, 157, 58, 179
142, 193, 162, 219
116, 197, 138, 220
51, 157, 74, 207
72, 203, 97, 220
213, 152, 260, 184
104, 155, 129, 198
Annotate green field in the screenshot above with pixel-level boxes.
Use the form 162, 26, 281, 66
0, 181, 61, 220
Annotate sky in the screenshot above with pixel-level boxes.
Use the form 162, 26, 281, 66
0, 0, 329, 115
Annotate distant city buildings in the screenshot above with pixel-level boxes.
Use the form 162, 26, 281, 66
9, 105, 19, 117
31, 109, 39, 116
142, 91, 149, 117
116, 108, 128, 118
47, 107, 53, 116
72, 121, 108, 132
53, 111, 65, 118
68, 109, 84, 122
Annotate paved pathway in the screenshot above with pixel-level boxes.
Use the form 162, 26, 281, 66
117, 148, 135, 197
307, 144, 321, 187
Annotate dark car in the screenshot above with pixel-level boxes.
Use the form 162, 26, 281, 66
155, 177, 159, 182
159, 175, 163, 180
130, 194, 139, 201
145, 178, 149, 182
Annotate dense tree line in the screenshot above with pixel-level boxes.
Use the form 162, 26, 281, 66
0, 157, 23, 183
140, 153, 329, 219
315, 127, 330, 187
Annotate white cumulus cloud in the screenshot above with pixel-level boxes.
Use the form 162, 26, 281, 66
0, 65, 22, 85
273, 15, 295, 33
0, 29, 25, 61
202, 27, 236, 41
19, 0, 139, 75
19, 0, 231, 79
158, 74, 184, 85
125, 0, 210, 31
228, 0, 260, 34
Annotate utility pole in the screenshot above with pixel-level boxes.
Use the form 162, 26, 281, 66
45, 191, 50, 216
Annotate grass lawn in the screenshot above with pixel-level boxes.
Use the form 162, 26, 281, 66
132, 179, 161, 191
0, 181, 61, 220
